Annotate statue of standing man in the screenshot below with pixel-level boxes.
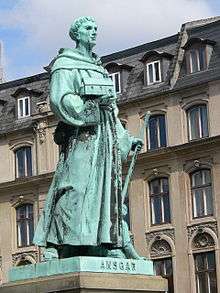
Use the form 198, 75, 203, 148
33, 16, 143, 260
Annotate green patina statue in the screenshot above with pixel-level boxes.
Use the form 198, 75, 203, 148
33, 16, 143, 260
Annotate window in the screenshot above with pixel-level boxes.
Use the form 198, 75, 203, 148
194, 251, 217, 293
109, 72, 121, 93
15, 146, 32, 178
149, 178, 171, 225
146, 60, 162, 85
188, 47, 206, 73
148, 115, 167, 150
154, 258, 174, 293
16, 204, 34, 247
191, 169, 213, 218
17, 96, 30, 118
187, 105, 208, 140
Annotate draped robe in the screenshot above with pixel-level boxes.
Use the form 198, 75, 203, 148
33, 48, 133, 248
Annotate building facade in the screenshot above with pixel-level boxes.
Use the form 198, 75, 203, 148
0, 17, 220, 293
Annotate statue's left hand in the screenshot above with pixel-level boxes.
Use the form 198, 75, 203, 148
131, 137, 144, 152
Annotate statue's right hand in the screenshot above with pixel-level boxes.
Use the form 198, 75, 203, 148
99, 94, 116, 106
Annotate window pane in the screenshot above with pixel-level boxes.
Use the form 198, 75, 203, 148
194, 189, 204, 217
189, 107, 200, 140
154, 62, 160, 81
148, 64, 154, 84
28, 219, 34, 245
19, 220, 27, 246
200, 105, 208, 137
25, 98, 29, 116
26, 147, 32, 176
158, 115, 167, 147
209, 272, 217, 293
199, 47, 206, 71
16, 148, 25, 177
192, 171, 203, 187
114, 73, 120, 93
161, 178, 169, 193
151, 196, 162, 224
190, 49, 199, 72
154, 260, 165, 275
149, 117, 158, 149
205, 187, 213, 215
207, 251, 215, 269
163, 194, 171, 222
203, 169, 211, 184
150, 179, 160, 195
195, 254, 205, 271
19, 99, 23, 117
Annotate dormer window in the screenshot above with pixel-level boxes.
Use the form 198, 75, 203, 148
104, 62, 133, 95
140, 50, 173, 87
188, 47, 206, 73
182, 38, 215, 75
18, 96, 30, 118
146, 60, 162, 85
109, 72, 121, 94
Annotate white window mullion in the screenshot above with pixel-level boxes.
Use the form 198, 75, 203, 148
193, 191, 197, 217
198, 107, 202, 138
151, 198, 155, 224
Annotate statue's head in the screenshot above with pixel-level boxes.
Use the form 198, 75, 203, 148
69, 16, 97, 47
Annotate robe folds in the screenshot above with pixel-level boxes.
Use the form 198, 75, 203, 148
33, 48, 133, 248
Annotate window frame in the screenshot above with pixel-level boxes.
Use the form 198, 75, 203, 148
15, 146, 33, 178
16, 203, 34, 248
147, 114, 167, 150
187, 104, 209, 141
186, 45, 207, 74
149, 177, 171, 225
190, 169, 213, 219
146, 60, 162, 85
17, 96, 30, 119
153, 257, 174, 293
194, 251, 217, 293
109, 72, 121, 94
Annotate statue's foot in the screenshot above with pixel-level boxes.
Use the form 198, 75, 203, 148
43, 247, 59, 261
106, 248, 126, 259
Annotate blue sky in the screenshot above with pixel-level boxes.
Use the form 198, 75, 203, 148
0, 0, 220, 81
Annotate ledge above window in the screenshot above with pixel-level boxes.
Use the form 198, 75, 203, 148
140, 50, 173, 87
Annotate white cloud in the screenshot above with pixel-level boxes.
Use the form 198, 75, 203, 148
0, 0, 216, 79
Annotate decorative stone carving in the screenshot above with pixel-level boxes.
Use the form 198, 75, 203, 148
187, 222, 218, 239
36, 101, 49, 113
34, 120, 47, 144
12, 251, 38, 266
192, 232, 215, 250
146, 229, 175, 244
150, 239, 172, 258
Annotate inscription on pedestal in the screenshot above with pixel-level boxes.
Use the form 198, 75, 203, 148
100, 259, 136, 272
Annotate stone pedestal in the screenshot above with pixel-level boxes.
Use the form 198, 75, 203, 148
0, 257, 167, 292
0, 272, 167, 293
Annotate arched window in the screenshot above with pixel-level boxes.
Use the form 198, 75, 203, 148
151, 239, 174, 293
16, 204, 34, 247
17, 259, 32, 266
149, 178, 171, 225
187, 105, 208, 141
147, 115, 167, 150
192, 233, 217, 293
15, 146, 32, 178
190, 169, 213, 218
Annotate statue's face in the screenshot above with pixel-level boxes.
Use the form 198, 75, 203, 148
77, 20, 97, 47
